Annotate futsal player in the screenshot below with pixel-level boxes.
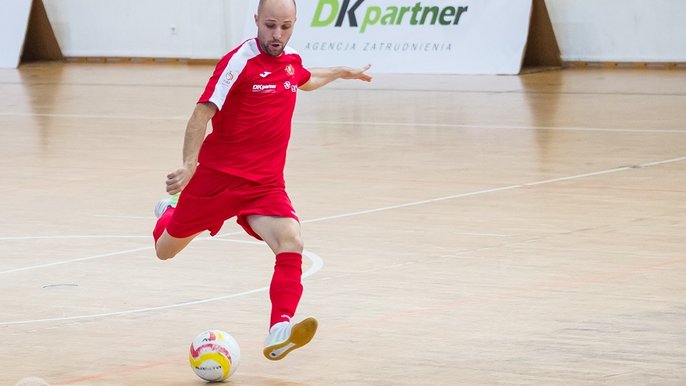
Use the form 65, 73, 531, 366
152, 0, 372, 360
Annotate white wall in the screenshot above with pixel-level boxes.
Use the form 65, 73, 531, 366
0, 0, 32, 68
37, 0, 686, 62
546, 0, 686, 62
43, 0, 238, 58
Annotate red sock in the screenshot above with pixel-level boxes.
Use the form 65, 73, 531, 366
269, 252, 303, 328
153, 207, 175, 245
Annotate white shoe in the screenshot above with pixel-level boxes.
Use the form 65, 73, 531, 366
263, 317, 318, 361
154, 193, 179, 218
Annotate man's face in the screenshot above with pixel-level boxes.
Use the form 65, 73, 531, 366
255, 0, 297, 57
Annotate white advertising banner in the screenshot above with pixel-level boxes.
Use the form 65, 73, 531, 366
245, 0, 533, 74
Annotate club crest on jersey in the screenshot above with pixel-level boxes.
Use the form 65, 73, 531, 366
285, 64, 294, 76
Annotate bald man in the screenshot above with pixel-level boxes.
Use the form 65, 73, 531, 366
152, 0, 372, 361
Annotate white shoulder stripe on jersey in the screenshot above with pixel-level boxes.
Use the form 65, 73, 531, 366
283, 46, 300, 56
210, 39, 260, 110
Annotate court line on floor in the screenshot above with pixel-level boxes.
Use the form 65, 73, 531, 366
295, 156, 686, 225
0, 234, 246, 275
295, 120, 686, 134
0, 241, 322, 326
93, 214, 152, 219
5, 79, 686, 97
3, 156, 684, 273
2, 111, 684, 133
52, 250, 686, 385
0, 111, 187, 120
0, 245, 152, 275
1, 155, 683, 325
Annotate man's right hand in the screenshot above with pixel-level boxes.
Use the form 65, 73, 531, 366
165, 165, 195, 195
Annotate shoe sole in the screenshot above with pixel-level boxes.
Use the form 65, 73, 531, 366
263, 317, 318, 361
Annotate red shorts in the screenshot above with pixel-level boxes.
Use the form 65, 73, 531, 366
166, 165, 298, 240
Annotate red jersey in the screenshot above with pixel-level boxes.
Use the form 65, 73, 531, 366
197, 38, 311, 185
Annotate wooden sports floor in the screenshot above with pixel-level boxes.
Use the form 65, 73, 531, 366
1, 62, 685, 385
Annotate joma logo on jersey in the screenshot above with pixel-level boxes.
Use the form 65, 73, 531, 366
311, 0, 468, 33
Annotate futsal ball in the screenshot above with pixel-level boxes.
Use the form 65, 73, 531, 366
189, 329, 241, 382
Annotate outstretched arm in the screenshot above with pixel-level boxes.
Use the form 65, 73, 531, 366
165, 102, 217, 194
300, 64, 372, 92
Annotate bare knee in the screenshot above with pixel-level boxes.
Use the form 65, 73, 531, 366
155, 236, 177, 260
289, 235, 304, 254
247, 215, 304, 254
155, 246, 178, 260
274, 233, 304, 254
155, 231, 196, 260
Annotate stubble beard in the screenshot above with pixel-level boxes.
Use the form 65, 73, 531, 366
261, 40, 284, 57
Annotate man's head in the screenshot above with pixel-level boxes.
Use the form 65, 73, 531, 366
254, 0, 297, 57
